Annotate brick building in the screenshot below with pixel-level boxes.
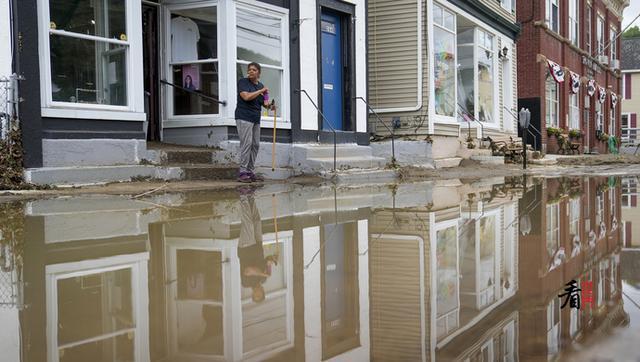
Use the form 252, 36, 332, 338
517, 0, 629, 154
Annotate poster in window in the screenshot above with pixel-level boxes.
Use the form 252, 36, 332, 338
182, 64, 200, 91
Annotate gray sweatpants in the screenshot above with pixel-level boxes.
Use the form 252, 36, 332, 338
236, 119, 261, 173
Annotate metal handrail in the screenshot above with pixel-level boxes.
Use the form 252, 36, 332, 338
355, 97, 396, 165
504, 106, 540, 150
295, 89, 337, 173
160, 79, 227, 106
527, 128, 537, 151
455, 102, 485, 139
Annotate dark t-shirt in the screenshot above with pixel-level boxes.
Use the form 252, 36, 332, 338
235, 78, 264, 123
238, 242, 267, 288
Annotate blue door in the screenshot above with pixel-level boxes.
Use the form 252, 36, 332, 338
321, 11, 343, 131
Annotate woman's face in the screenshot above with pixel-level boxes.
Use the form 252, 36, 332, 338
247, 66, 260, 81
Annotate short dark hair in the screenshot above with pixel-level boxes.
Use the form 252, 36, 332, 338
247, 62, 261, 73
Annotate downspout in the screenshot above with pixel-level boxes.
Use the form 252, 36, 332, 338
372, 0, 423, 113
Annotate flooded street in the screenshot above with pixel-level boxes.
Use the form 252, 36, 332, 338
0, 175, 639, 361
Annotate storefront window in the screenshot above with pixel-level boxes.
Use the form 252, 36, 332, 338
569, 93, 580, 129
457, 28, 475, 119
477, 30, 494, 123
236, 6, 285, 119
170, 6, 219, 116
433, 4, 456, 118
48, 0, 128, 106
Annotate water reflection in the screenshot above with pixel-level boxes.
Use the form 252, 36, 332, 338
2, 176, 637, 361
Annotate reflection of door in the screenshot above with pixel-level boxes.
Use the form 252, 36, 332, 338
143, 4, 160, 141
321, 11, 344, 131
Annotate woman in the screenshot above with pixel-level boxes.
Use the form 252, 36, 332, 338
184, 74, 195, 90
235, 62, 275, 183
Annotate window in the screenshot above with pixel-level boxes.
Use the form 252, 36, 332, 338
597, 15, 605, 58
236, 5, 287, 119
586, 4, 592, 55
546, 0, 559, 33
44, 0, 133, 109
477, 30, 494, 123
169, 6, 219, 116
596, 101, 604, 131
610, 107, 616, 136
546, 75, 559, 127
569, 0, 579, 46
546, 204, 560, 258
500, 0, 515, 13
433, 4, 456, 118
569, 92, 580, 130
610, 27, 618, 61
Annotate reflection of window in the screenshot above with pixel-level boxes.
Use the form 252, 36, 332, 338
477, 30, 494, 123
436, 224, 459, 339
546, 204, 560, 257
546, 297, 561, 356
236, 5, 287, 120
569, 278, 581, 338
546, 75, 558, 127
596, 192, 604, 226
47, 0, 128, 106
568, 0, 579, 46
545, 0, 559, 33
433, 4, 456, 118
570, 198, 580, 236
169, 6, 220, 116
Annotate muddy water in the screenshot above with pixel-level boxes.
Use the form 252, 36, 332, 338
0, 175, 638, 361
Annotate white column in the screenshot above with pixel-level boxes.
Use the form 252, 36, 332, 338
0, 0, 11, 78
299, 0, 319, 131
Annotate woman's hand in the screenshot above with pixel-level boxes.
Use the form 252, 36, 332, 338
261, 87, 270, 94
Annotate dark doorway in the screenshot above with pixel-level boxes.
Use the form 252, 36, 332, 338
143, 4, 160, 141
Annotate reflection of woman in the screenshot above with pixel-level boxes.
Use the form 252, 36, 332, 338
238, 186, 277, 302
184, 74, 195, 90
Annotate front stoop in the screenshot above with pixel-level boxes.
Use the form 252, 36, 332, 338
292, 144, 388, 174
24, 165, 184, 186
320, 168, 399, 183
434, 157, 463, 169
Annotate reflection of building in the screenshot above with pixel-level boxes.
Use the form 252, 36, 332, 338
517, 177, 625, 360
368, 180, 520, 360
621, 177, 640, 248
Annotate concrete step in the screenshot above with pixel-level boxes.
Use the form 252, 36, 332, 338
300, 144, 374, 159
305, 156, 387, 171
163, 150, 214, 165
175, 164, 238, 180
470, 155, 505, 165
255, 166, 295, 180
24, 165, 183, 186
434, 157, 462, 169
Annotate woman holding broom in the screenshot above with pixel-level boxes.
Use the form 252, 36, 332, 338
235, 62, 276, 183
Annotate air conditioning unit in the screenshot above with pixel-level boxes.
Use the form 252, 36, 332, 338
610, 59, 620, 70
598, 55, 609, 64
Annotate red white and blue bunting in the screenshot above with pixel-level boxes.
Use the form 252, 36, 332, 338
611, 93, 618, 108
570, 72, 581, 94
547, 60, 565, 83
587, 80, 597, 97
598, 86, 607, 104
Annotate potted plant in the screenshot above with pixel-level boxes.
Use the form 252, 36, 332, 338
568, 129, 582, 139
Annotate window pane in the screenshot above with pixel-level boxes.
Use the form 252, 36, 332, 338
172, 62, 220, 115
237, 8, 282, 67
60, 333, 134, 362
177, 250, 223, 301
57, 268, 133, 346
457, 43, 474, 118
177, 304, 223, 355
478, 46, 494, 122
50, 0, 126, 39
50, 35, 127, 106
434, 26, 456, 117
237, 64, 283, 117
171, 7, 218, 63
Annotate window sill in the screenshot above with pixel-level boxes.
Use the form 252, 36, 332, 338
41, 107, 146, 121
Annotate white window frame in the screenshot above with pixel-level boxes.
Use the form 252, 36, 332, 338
610, 107, 616, 136
500, 0, 514, 14
546, 75, 559, 127
429, 1, 499, 130
596, 101, 604, 132
37, 0, 146, 121
162, 0, 290, 129
569, 198, 581, 236
432, 3, 458, 123
569, 92, 580, 130
586, 4, 593, 55
569, 0, 579, 46
164, 1, 223, 123
610, 26, 618, 61
476, 29, 497, 125
597, 14, 605, 57
545, 0, 559, 33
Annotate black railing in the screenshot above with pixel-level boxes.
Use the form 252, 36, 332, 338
295, 89, 337, 173
160, 79, 227, 106
458, 103, 485, 140
355, 97, 396, 165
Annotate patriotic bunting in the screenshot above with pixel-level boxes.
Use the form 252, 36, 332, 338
598, 86, 607, 104
587, 80, 596, 96
547, 60, 565, 83
611, 93, 618, 108
570, 72, 580, 94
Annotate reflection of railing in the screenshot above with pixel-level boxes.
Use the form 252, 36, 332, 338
296, 89, 337, 173
355, 97, 396, 165
160, 79, 227, 106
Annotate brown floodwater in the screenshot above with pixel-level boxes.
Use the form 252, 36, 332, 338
0, 175, 638, 361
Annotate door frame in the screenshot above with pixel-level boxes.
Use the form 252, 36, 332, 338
142, 1, 161, 141
316, 0, 356, 143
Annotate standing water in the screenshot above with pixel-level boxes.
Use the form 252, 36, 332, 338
0, 175, 638, 361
